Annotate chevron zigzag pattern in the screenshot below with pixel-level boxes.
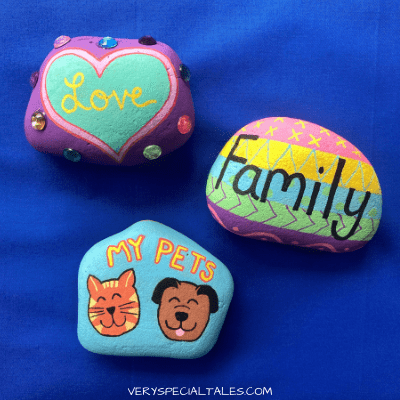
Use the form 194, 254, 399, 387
206, 176, 378, 242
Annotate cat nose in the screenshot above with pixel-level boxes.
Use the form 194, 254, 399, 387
175, 312, 188, 322
106, 307, 115, 315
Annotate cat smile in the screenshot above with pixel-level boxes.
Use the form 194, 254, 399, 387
100, 315, 127, 329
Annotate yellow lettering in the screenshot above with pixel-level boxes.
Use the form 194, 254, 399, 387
61, 73, 92, 114
106, 240, 132, 268
90, 89, 109, 111
61, 72, 157, 114
169, 245, 188, 271
126, 235, 145, 261
199, 260, 216, 283
190, 251, 206, 274
154, 238, 174, 264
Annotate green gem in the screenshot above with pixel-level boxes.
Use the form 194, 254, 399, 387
302, 196, 310, 206
143, 145, 162, 160
368, 208, 377, 217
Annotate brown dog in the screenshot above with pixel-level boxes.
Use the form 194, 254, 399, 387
152, 278, 219, 342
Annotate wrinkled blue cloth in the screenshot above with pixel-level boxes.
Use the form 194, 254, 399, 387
1, 0, 399, 399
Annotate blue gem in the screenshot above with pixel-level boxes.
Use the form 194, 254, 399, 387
179, 64, 191, 82
98, 36, 118, 49
63, 148, 82, 162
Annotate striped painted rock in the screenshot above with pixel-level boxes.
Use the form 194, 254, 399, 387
206, 117, 382, 253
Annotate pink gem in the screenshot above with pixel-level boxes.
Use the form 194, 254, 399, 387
54, 35, 71, 49
177, 115, 192, 134
233, 227, 239, 231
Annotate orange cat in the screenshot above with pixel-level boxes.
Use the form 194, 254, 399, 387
87, 269, 140, 337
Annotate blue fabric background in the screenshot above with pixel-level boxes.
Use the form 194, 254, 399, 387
1, 0, 399, 399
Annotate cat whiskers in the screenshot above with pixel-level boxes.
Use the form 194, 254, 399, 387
120, 311, 139, 315
89, 310, 105, 315
118, 301, 137, 308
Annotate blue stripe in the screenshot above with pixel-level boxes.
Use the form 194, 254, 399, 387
209, 155, 382, 220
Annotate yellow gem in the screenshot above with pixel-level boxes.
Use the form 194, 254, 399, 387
31, 112, 46, 131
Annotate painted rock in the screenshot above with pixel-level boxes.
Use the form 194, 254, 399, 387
206, 117, 382, 253
78, 221, 234, 358
25, 36, 194, 165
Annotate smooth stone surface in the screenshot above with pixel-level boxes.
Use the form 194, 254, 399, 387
78, 220, 234, 358
206, 117, 382, 253
24, 36, 195, 166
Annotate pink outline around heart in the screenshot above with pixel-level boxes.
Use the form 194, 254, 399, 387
41, 48, 178, 163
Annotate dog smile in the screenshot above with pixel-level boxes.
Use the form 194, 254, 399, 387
165, 320, 197, 336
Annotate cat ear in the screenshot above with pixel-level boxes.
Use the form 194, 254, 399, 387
118, 269, 135, 288
87, 275, 102, 296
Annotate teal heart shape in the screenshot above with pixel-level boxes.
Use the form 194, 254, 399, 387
45, 54, 171, 153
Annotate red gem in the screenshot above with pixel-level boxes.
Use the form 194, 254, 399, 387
177, 115, 192, 134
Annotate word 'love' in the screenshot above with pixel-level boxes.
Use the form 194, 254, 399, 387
61, 72, 157, 114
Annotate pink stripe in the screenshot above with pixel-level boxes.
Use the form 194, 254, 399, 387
232, 117, 371, 165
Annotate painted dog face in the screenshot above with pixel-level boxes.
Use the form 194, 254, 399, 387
152, 278, 219, 342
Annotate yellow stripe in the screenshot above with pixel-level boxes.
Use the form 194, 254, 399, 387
220, 137, 381, 194
125, 321, 135, 331
126, 271, 133, 287
89, 277, 98, 292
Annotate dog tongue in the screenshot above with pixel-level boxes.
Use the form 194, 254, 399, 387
176, 328, 185, 337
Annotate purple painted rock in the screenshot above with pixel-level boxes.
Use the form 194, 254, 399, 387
25, 36, 195, 165
206, 117, 382, 253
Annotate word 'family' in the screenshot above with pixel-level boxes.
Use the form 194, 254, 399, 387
216, 135, 371, 241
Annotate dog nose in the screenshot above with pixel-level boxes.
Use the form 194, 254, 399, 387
106, 307, 115, 315
175, 312, 188, 322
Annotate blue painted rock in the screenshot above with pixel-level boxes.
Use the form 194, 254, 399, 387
25, 36, 194, 165
78, 221, 234, 358
206, 117, 382, 253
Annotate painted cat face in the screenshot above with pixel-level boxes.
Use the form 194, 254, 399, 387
87, 269, 140, 337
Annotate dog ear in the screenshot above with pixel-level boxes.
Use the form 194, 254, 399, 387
197, 285, 219, 313
152, 278, 180, 305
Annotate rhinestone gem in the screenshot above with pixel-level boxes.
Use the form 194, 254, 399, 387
98, 36, 118, 49
63, 148, 82, 162
179, 64, 191, 82
31, 111, 46, 131
177, 115, 192, 134
30, 71, 39, 88
138, 35, 157, 45
54, 35, 71, 49
143, 145, 162, 160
